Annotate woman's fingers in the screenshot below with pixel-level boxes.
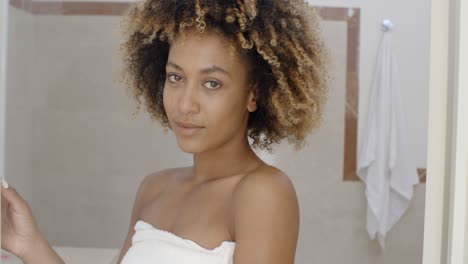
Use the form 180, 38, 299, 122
1, 177, 11, 223
1, 177, 13, 251
1, 177, 9, 188
1, 178, 28, 213
1, 177, 39, 256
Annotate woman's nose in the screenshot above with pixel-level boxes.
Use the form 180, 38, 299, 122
178, 83, 199, 114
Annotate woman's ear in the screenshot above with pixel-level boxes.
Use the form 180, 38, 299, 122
247, 83, 259, 112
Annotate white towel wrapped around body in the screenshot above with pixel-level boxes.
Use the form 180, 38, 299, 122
120, 220, 236, 264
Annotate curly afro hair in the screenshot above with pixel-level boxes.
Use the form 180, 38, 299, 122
119, 0, 329, 152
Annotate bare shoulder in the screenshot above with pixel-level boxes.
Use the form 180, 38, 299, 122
140, 167, 190, 199
233, 165, 298, 204
115, 167, 190, 263
232, 165, 299, 217
231, 165, 299, 263
145, 167, 179, 184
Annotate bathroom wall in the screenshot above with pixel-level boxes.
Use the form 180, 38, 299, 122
4, 0, 429, 263
286, 0, 429, 263
310, 0, 430, 168
5, 5, 35, 204
28, 12, 192, 247
272, 12, 427, 264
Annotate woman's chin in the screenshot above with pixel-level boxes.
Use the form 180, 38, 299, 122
175, 138, 204, 154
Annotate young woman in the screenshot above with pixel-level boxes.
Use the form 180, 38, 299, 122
1, 0, 328, 263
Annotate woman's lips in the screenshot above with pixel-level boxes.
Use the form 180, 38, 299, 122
174, 121, 204, 136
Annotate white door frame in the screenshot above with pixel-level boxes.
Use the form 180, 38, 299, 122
423, 0, 468, 263
0, 0, 10, 183
444, 0, 468, 262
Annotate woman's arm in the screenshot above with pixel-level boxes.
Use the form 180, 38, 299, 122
1, 179, 64, 264
231, 168, 300, 264
20, 235, 65, 264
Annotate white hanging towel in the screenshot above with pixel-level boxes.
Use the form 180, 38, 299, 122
356, 22, 420, 250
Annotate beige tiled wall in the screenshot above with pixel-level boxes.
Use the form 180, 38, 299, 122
30, 14, 193, 248
271, 20, 425, 264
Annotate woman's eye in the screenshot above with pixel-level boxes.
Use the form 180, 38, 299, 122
204, 80, 221, 90
167, 74, 182, 83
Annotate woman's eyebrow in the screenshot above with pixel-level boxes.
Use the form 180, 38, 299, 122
166, 61, 232, 78
200, 65, 232, 78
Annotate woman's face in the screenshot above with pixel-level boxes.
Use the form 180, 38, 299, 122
163, 28, 257, 153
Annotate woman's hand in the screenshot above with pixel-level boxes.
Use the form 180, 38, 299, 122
1, 177, 46, 260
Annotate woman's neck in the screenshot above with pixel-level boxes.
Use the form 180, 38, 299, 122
190, 136, 263, 184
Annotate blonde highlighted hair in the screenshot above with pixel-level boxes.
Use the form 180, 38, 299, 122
119, 0, 329, 152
